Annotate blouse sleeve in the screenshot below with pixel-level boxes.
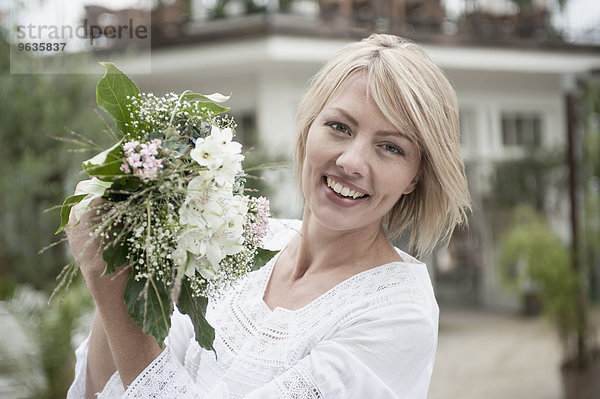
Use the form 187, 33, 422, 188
113, 301, 437, 398
66, 334, 90, 399
66, 306, 197, 399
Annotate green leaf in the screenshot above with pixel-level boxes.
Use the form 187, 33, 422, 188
101, 238, 129, 275
188, 101, 230, 116
56, 194, 86, 234
96, 62, 140, 135
202, 102, 230, 116
105, 176, 141, 201
177, 280, 215, 352
83, 139, 125, 179
181, 92, 230, 103
124, 275, 173, 347
181, 100, 230, 116
252, 248, 279, 272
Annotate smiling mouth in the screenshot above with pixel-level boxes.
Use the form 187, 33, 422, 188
325, 176, 369, 199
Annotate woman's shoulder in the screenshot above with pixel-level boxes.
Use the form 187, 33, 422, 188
355, 255, 437, 313
391, 248, 437, 308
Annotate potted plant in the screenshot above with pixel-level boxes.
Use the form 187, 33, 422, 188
499, 205, 599, 399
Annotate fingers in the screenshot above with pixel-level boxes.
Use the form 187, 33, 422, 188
86, 197, 107, 224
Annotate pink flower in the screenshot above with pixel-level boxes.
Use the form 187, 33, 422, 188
127, 153, 143, 168
123, 140, 139, 154
120, 162, 131, 174
249, 197, 270, 243
121, 138, 164, 182
140, 143, 158, 158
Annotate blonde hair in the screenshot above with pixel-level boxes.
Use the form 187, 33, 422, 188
295, 34, 471, 257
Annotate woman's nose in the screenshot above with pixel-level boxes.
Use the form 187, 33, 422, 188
335, 139, 369, 176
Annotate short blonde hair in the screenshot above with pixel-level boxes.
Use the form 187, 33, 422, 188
295, 34, 471, 257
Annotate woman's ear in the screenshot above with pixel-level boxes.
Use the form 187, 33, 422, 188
403, 156, 423, 195
403, 175, 419, 195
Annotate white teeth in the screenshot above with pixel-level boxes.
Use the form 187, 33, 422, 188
326, 177, 366, 199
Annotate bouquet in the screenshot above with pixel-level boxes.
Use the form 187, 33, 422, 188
55, 63, 276, 351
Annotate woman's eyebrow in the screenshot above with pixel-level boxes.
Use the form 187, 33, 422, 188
377, 130, 411, 140
331, 107, 359, 127
331, 107, 410, 141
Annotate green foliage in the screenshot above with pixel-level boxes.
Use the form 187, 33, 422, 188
82, 139, 126, 179
208, 0, 267, 19
498, 205, 580, 341
0, 31, 106, 291
0, 279, 94, 399
177, 280, 215, 352
252, 248, 280, 271
487, 148, 566, 212
124, 275, 173, 347
509, 0, 567, 11
101, 237, 129, 275
96, 63, 140, 135
581, 80, 600, 302
56, 194, 86, 234
181, 93, 230, 115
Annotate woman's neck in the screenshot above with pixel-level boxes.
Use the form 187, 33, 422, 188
282, 208, 399, 281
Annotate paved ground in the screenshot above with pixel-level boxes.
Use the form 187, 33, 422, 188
429, 307, 563, 399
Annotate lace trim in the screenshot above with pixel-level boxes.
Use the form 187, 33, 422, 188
123, 347, 202, 399
209, 258, 424, 368
275, 366, 324, 399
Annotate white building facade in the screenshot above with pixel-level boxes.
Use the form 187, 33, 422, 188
121, 32, 600, 309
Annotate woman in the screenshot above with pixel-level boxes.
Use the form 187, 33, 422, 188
66, 33, 470, 398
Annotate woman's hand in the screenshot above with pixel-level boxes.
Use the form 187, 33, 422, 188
65, 196, 107, 281
64, 186, 129, 303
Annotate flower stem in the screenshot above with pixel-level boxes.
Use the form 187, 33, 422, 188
168, 90, 191, 127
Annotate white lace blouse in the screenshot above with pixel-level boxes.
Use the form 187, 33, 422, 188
67, 219, 439, 399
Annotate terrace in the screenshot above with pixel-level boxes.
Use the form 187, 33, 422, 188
82, 0, 600, 51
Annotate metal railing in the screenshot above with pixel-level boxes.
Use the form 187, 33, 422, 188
82, 0, 600, 48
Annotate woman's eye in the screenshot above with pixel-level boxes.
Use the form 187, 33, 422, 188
383, 143, 404, 156
326, 122, 350, 134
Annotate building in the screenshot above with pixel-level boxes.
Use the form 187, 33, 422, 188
92, 0, 600, 310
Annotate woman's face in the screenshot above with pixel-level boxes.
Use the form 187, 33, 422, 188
302, 72, 421, 234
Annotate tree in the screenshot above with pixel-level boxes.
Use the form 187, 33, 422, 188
0, 29, 106, 293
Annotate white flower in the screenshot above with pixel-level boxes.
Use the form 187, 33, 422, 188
174, 179, 249, 279
190, 126, 244, 186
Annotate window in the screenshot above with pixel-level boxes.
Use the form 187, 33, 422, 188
459, 109, 477, 153
501, 112, 542, 147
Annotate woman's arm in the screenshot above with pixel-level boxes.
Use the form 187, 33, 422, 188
66, 199, 162, 393
85, 312, 116, 398
85, 263, 162, 388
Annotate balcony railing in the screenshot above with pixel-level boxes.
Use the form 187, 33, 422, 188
81, 0, 600, 49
